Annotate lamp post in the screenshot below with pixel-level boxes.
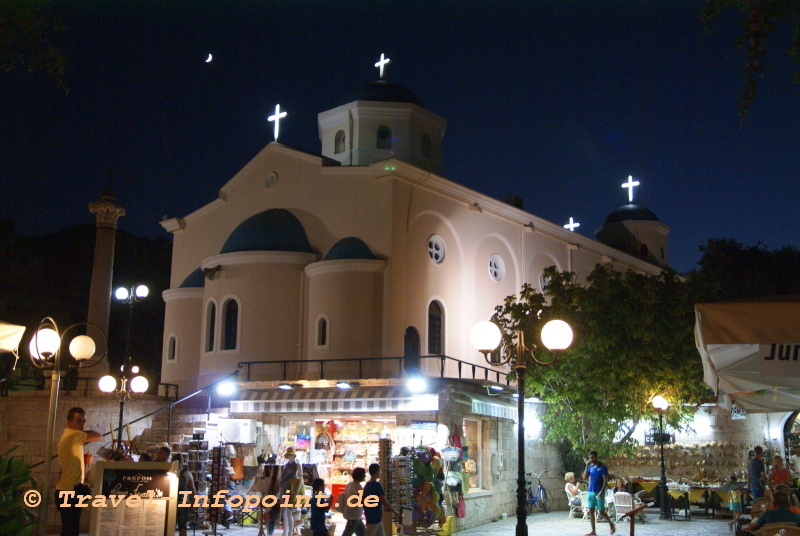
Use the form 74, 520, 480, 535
652, 395, 671, 520
471, 319, 573, 536
99, 284, 150, 454
28, 318, 106, 536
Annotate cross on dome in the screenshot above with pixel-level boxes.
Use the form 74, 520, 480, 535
268, 104, 288, 141
563, 217, 580, 232
375, 53, 391, 79
622, 175, 640, 202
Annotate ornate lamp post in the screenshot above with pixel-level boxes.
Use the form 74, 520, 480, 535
652, 395, 671, 520
28, 318, 106, 536
471, 319, 573, 536
99, 284, 150, 454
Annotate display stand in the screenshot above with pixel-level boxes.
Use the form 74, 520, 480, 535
176, 434, 210, 530
205, 445, 230, 535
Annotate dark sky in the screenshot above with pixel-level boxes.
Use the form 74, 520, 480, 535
2, 1, 799, 273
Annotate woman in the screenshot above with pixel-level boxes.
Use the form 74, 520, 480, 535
564, 472, 581, 506
769, 455, 792, 488
612, 477, 628, 494
171, 453, 196, 536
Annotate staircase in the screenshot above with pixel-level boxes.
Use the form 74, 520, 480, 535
133, 399, 215, 453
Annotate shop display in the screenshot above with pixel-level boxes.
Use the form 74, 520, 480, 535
175, 435, 210, 529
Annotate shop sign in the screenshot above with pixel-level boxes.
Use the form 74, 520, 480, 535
758, 343, 800, 377
731, 404, 747, 420
411, 421, 437, 431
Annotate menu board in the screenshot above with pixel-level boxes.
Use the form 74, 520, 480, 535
89, 462, 177, 536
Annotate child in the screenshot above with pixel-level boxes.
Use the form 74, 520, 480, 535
310, 477, 330, 536
342, 467, 367, 536
363, 463, 400, 536
728, 475, 743, 530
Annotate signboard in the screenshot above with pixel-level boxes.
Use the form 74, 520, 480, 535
410, 421, 437, 431
758, 343, 800, 377
731, 404, 747, 420
89, 462, 177, 536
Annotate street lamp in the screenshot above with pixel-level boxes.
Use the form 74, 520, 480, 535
652, 395, 671, 520
99, 284, 150, 455
471, 319, 573, 536
28, 318, 106, 536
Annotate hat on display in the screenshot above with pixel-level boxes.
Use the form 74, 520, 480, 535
285, 447, 296, 458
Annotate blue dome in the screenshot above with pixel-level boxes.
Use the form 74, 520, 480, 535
324, 237, 378, 261
604, 203, 660, 224
340, 79, 425, 108
179, 267, 205, 288
220, 209, 314, 254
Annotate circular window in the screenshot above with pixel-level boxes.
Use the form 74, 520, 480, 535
265, 172, 278, 189
427, 235, 445, 265
489, 254, 504, 281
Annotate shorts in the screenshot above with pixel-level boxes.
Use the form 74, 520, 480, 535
586, 491, 606, 511
730, 502, 742, 513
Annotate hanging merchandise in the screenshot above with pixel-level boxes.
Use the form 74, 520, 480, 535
456, 494, 466, 518
296, 425, 311, 450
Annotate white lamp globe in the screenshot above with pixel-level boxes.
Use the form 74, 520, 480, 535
540, 319, 573, 351
130, 375, 149, 393
69, 335, 96, 361
29, 328, 61, 359
406, 376, 427, 393
99, 375, 117, 393
652, 395, 670, 410
131, 365, 140, 374
134, 285, 149, 299
115, 287, 129, 301
470, 321, 502, 353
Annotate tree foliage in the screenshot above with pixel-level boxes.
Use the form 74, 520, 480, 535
701, 0, 800, 121
0, 0, 68, 91
0, 446, 37, 536
493, 265, 712, 457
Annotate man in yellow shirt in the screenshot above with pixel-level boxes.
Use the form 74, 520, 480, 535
55, 407, 101, 536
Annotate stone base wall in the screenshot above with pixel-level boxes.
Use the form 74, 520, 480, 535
0, 390, 168, 534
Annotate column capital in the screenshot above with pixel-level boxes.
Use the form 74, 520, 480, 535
88, 199, 126, 227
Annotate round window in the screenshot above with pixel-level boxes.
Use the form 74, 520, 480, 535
489, 254, 504, 281
428, 235, 445, 265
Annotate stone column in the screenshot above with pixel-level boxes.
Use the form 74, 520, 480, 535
86, 189, 126, 378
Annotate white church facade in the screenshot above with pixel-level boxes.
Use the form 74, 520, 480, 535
158, 60, 670, 527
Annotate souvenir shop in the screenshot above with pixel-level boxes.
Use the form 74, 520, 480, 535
220, 382, 517, 534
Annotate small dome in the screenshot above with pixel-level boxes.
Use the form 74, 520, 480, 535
179, 267, 205, 288
220, 208, 314, 254
340, 79, 425, 108
604, 203, 660, 224
324, 237, 378, 261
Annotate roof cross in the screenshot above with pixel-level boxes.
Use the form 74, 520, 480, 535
268, 104, 288, 141
563, 217, 580, 232
622, 175, 640, 202
375, 53, 391, 79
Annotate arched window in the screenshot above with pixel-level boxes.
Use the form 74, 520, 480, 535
204, 301, 216, 353
377, 125, 392, 149
166, 334, 178, 362
316, 315, 330, 348
222, 298, 239, 350
428, 301, 443, 355
420, 133, 431, 157
335, 130, 346, 154
404, 326, 421, 373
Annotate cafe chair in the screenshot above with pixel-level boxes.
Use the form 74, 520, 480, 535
566, 492, 583, 518
761, 522, 800, 536
614, 492, 645, 524
580, 492, 592, 521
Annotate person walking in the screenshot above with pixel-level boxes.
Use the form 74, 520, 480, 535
582, 450, 615, 536
363, 463, 399, 536
342, 467, 367, 536
55, 407, 101, 536
172, 453, 196, 536
748, 446, 768, 500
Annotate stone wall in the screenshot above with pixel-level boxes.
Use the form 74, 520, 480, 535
0, 390, 168, 533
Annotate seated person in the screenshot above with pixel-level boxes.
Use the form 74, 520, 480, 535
743, 489, 800, 533
564, 472, 582, 506
612, 478, 628, 494
766, 484, 800, 513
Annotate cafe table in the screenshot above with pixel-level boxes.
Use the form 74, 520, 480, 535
667, 489, 692, 520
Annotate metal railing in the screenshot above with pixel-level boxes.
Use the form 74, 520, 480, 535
237, 354, 510, 385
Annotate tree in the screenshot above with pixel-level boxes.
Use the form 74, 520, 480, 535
701, 0, 800, 120
492, 265, 712, 457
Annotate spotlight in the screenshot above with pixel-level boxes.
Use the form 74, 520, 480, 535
336, 381, 359, 390
406, 376, 427, 393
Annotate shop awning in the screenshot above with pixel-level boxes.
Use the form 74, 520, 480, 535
695, 296, 800, 413
230, 388, 439, 414
0, 321, 25, 353
454, 392, 517, 420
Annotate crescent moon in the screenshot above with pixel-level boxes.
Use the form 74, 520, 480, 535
205, 53, 212, 63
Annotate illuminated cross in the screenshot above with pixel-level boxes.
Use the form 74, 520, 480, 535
268, 104, 287, 141
622, 175, 640, 202
375, 53, 391, 79
563, 217, 580, 232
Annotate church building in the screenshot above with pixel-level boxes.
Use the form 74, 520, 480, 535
158, 56, 668, 528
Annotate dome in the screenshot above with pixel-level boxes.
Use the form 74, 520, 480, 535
604, 203, 660, 224
179, 267, 205, 288
324, 237, 378, 261
220, 208, 314, 254
340, 79, 425, 108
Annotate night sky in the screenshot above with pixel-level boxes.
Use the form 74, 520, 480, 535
2, 1, 799, 273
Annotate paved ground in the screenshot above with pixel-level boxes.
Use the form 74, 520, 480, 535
174, 508, 734, 536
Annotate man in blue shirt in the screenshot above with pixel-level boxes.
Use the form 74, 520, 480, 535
748, 445, 768, 500
743, 489, 800, 532
363, 463, 400, 536
582, 450, 615, 535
